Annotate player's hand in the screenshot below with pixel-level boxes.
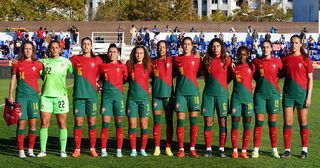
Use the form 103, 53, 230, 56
304, 97, 311, 108
231, 62, 235, 70
7, 97, 14, 104
11, 59, 17, 65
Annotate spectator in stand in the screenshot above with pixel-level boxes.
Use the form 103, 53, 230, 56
270, 26, 277, 33
69, 25, 78, 44
59, 31, 65, 40
130, 25, 137, 45
173, 26, 179, 33
177, 32, 185, 48
31, 37, 37, 47
256, 44, 262, 57
152, 25, 160, 35
16, 29, 22, 41
117, 25, 123, 43
229, 27, 236, 33
190, 27, 197, 32
265, 31, 271, 41
64, 35, 71, 57
14, 41, 22, 57
300, 30, 307, 43
9, 41, 14, 59
307, 35, 315, 55
302, 27, 308, 33
136, 33, 143, 46
250, 45, 258, 59
218, 32, 224, 43
164, 25, 171, 33
252, 30, 259, 43
37, 27, 45, 46
144, 28, 151, 49
5, 26, 11, 32
50, 30, 58, 41
199, 31, 205, 45
279, 34, 286, 44
231, 34, 238, 48
247, 26, 253, 34
23, 31, 30, 42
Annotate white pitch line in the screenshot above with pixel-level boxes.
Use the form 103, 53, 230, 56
0, 84, 74, 107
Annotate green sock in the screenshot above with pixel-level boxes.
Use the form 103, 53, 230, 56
60, 129, 68, 152
40, 128, 48, 152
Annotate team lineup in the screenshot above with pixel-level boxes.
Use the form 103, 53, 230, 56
8, 34, 313, 159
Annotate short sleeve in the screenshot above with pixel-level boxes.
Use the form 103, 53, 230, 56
123, 65, 128, 81
306, 58, 314, 74
11, 62, 18, 76
66, 59, 73, 74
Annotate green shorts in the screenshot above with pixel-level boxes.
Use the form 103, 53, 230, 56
101, 96, 125, 116
201, 95, 228, 117
230, 97, 254, 117
152, 97, 173, 111
126, 99, 151, 117
282, 95, 306, 109
73, 97, 98, 117
175, 95, 200, 113
254, 96, 280, 114
16, 95, 40, 120
40, 96, 69, 114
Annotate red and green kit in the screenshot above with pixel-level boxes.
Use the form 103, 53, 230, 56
151, 57, 173, 98
230, 63, 255, 117
281, 55, 314, 108
252, 57, 282, 114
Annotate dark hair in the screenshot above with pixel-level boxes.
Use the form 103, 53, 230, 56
17, 41, 37, 62
236, 46, 250, 64
156, 40, 168, 58
127, 46, 151, 72
108, 43, 119, 52
103, 43, 119, 62
182, 37, 192, 46
81, 37, 95, 57
204, 38, 227, 72
262, 40, 273, 57
48, 40, 61, 57
290, 34, 308, 60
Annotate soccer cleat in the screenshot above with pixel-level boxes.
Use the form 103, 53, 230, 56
19, 150, 26, 158
37, 151, 47, 158
90, 150, 98, 157
251, 151, 259, 158
218, 150, 227, 158
177, 149, 185, 158
204, 150, 212, 157
271, 151, 280, 158
165, 147, 173, 156
140, 150, 148, 157
60, 151, 67, 158
232, 152, 239, 158
101, 150, 108, 157
153, 147, 160, 156
190, 150, 199, 157
116, 151, 123, 158
27, 150, 36, 157
130, 150, 137, 157
72, 149, 80, 158
281, 150, 291, 159
301, 151, 308, 159
240, 152, 249, 159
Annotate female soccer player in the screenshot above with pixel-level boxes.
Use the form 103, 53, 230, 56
70, 37, 103, 158
151, 40, 174, 156
251, 40, 282, 158
281, 35, 313, 159
230, 46, 255, 159
8, 41, 43, 158
173, 37, 201, 158
99, 44, 127, 157
126, 46, 152, 157
201, 38, 232, 157
37, 40, 73, 158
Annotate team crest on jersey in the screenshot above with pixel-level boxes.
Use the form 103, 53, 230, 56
91, 63, 95, 67
32, 66, 36, 71
153, 102, 158, 108
191, 61, 195, 66
60, 63, 65, 68
116, 68, 120, 72
248, 69, 251, 74
299, 63, 302, 68
167, 63, 170, 67
272, 64, 276, 69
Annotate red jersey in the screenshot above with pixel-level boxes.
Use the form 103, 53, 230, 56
70, 55, 103, 98
127, 64, 152, 101
232, 63, 255, 94
100, 61, 128, 95
173, 55, 200, 96
281, 54, 314, 94
12, 60, 43, 95
151, 57, 173, 98
252, 57, 283, 98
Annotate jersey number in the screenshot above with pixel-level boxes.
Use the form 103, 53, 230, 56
19, 72, 25, 80
45, 67, 52, 74
58, 100, 65, 108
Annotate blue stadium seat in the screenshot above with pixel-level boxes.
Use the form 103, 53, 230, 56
0, 40, 4, 46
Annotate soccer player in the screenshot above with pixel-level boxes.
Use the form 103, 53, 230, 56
151, 40, 174, 156
99, 44, 128, 157
70, 37, 103, 158
8, 41, 43, 158
281, 35, 313, 159
173, 37, 201, 158
251, 40, 282, 158
126, 46, 152, 157
201, 38, 232, 157
230, 46, 255, 159
37, 40, 73, 158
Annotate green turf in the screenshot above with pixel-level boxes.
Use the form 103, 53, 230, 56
0, 79, 319, 167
